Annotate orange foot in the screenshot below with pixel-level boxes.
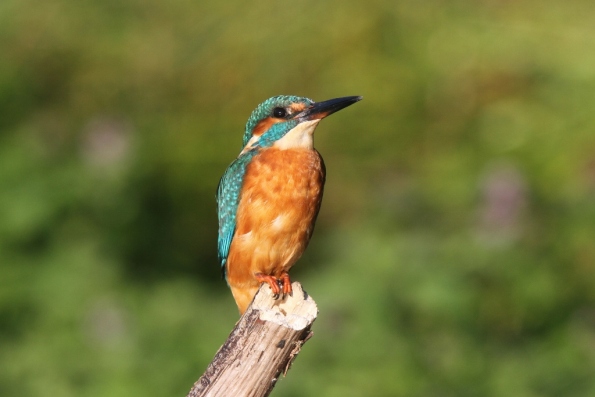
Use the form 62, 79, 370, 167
255, 273, 281, 299
280, 271, 293, 297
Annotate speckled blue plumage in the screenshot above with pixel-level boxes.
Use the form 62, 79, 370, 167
217, 95, 314, 276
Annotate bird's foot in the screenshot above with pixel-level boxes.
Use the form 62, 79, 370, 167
255, 273, 282, 299
255, 273, 293, 299
279, 271, 293, 297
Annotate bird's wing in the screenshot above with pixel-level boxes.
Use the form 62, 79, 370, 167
216, 153, 254, 271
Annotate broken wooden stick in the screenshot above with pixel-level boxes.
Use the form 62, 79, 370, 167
186, 282, 318, 397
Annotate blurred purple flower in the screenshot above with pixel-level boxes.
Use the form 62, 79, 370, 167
84, 298, 130, 349
476, 161, 527, 247
81, 117, 133, 169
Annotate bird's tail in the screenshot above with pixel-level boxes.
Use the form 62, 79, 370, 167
230, 285, 260, 315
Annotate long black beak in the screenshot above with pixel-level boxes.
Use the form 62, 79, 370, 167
296, 96, 362, 121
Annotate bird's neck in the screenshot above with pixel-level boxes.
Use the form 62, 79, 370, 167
272, 119, 319, 150
240, 119, 320, 156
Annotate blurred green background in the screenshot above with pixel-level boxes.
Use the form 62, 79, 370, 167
2, 0, 595, 396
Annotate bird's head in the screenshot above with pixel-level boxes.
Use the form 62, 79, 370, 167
241, 95, 362, 153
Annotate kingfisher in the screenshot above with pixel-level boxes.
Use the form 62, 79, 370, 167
217, 95, 362, 314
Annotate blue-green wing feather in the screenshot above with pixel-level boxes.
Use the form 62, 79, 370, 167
216, 151, 257, 274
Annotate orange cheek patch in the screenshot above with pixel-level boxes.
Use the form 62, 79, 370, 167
289, 103, 307, 113
252, 117, 283, 137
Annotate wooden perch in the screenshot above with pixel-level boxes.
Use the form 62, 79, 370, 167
186, 282, 318, 397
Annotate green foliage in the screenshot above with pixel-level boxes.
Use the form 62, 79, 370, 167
2, 0, 595, 395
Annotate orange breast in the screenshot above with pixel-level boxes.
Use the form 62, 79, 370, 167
225, 147, 325, 291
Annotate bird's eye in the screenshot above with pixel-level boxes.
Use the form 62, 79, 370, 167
272, 107, 287, 118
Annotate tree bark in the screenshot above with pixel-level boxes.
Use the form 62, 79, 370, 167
186, 282, 318, 397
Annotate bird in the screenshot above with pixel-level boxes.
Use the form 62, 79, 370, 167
217, 95, 362, 314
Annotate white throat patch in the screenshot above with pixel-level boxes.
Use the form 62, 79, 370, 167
273, 119, 320, 150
